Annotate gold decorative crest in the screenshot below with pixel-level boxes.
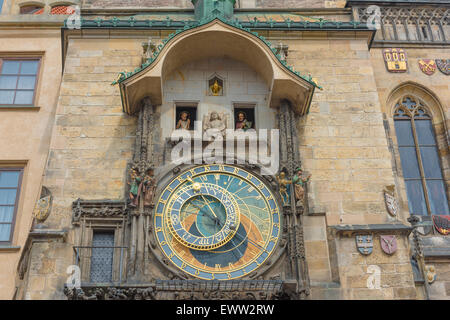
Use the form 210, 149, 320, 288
383, 48, 407, 72
33, 195, 52, 223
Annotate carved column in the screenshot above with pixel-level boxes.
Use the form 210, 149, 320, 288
278, 99, 310, 298
128, 97, 157, 280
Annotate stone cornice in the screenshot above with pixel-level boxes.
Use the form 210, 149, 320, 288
330, 223, 414, 237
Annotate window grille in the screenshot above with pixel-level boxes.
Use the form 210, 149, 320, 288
90, 231, 115, 283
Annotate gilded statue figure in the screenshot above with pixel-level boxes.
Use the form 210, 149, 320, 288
292, 167, 311, 207
210, 79, 222, 96
277, 171, 291, 206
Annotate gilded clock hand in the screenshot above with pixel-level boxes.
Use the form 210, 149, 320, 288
197, 194, 218, 220
214, 217, 266, 252
233, 230, 266, 252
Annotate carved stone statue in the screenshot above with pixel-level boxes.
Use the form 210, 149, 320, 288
139, 169, 156, 207
176, 111, 191, 130
292, 167, 311, 207
203, 111, 227, 136
277, 171, 291, 206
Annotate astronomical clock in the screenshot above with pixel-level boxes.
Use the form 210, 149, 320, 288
154, 164, 281, 280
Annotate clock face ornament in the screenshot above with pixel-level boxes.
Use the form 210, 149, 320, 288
154, 164, 281, 280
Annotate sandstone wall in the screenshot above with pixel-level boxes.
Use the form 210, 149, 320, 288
0, 29, 61, 299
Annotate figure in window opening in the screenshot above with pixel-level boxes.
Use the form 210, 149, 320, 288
235, 111, 252, 131
292, 166, 311, 207
128, 169, 141, 207
277, 171, 291, 207
176, 111, 191, 130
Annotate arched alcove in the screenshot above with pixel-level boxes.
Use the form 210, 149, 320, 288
119, 19, 316, 116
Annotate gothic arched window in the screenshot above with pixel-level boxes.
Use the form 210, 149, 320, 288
394, 97, 449, 215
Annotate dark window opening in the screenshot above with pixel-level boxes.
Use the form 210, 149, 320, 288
234, 106, 255, 130
19, 5, 44, 14
421, 26, 428, 40
175, 106, 197, 131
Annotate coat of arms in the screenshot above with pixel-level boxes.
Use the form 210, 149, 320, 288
356, 235, 373, 255
418, 59, 437, 75
380, 235, 397, 255
432, 215, 450, 235
383, 48, 407, 72
384, 185, 398, 217
33, 195, 52, 223
436, 59, 450, 75
425, 265, 436, 284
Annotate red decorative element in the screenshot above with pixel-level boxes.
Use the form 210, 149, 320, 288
51, 5, 72, 15
418, 59, 437, 75
380, 235, 397, 255
33, 8, 44, 14
433, 215, 450, 235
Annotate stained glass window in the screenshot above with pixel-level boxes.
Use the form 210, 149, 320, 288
0, 169, 23, 243
394, 97, 449, 216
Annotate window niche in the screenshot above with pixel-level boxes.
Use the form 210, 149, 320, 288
393, 96, 449, 216
175, 105, 197, 131
233, 104, 255, 130
72, 200, 127, 284
207, 74, 224, 97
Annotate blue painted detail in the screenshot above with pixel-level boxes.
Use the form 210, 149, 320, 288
161, 190, 171, 200
157, 231, 165, 243
189, 222, 248, 268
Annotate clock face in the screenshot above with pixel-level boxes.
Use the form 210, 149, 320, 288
154, 164, 281, 280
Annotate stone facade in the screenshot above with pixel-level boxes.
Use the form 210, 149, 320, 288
1, 0, 449, 300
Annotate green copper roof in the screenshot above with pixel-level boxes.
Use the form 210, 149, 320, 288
192, 0, 236, 21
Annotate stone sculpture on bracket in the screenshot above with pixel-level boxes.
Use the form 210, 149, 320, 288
277, 170, 291, 207
292, 166, 311, 208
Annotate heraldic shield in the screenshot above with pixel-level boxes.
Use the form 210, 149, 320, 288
356, 235, 373, 255
419, 59, 437, 75
432, 215, 450, 235
436, 59, 450, 75
380, 235, 397, 255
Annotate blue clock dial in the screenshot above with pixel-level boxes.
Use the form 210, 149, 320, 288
154, 164, 281, 280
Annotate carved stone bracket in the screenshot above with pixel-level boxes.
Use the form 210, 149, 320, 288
63, 280, 298, 300
72, 199, 127, 224
330, 223, 414, 238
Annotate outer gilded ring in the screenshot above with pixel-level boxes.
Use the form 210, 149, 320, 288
166, 183, 240, 251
